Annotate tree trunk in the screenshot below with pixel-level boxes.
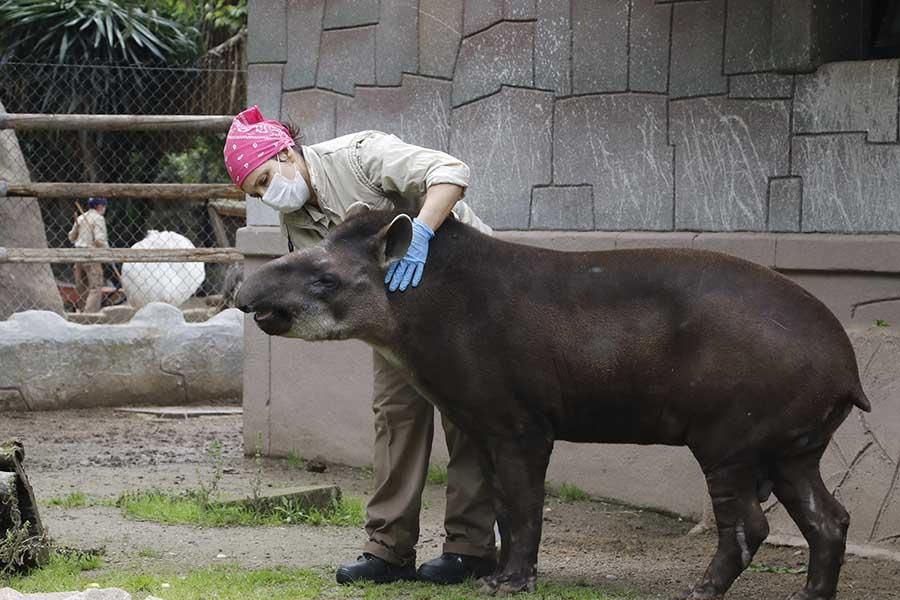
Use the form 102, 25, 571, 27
0, 99, 65, 320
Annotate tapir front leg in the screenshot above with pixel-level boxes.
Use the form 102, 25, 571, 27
479, 434, 553, 596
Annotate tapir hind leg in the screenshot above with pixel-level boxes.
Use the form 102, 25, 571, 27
478, 435, 552, 596
772, 450, 848, 600
683, 462, 770, 599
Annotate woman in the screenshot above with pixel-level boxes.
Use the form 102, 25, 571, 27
224, 106, 497, 584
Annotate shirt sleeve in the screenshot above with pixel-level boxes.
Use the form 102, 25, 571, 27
357, 132, 470, 202
92, 215, 109, 248
67, 216, 80, 243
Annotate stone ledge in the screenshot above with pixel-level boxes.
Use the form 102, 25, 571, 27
238, 225, 900, 273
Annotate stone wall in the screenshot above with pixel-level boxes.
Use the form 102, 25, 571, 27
0, 304, 242, 410
246, 0, 900, 233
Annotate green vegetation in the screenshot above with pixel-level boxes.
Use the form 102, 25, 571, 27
46, 492, 94, 509
115, 489, 364, 528
7, 551, 636, 599
875, 319, 891, 327
555, 483, 591, 503
426, 463, 448, 485
748, 562, 806, 575
286, 450, 306, 471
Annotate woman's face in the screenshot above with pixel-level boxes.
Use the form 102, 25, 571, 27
240, 148, 299, 198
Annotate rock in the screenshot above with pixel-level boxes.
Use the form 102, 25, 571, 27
305, 460, 327, 473
571, 0, 628, 94
68, 590, 131, 600
221, 485, 340, 513
452, 22, 534, 106
317, 26, 376, 95
99, 306, 135, 324
669, 0, 727, 98
0, 305, 243, 409
0, 98, 65, 320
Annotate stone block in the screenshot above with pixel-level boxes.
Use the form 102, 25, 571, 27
691, 233, 776, 266
670, 97, 790, 231
376, 0, 418, 86
729, 73, 793, 99
450, 88, 553, 229
317, 26, 376, 95
248, 0, 287, 63
0, 305, 243, 410
322, 0, 379, 28
0, 389, 27, 411
669, 0, 727, 98
614, 232, 695, 249
247, 63, 284, 120
571, 0, 628, 94
794, 59, 899, 143
768, 177, 801, 232
336, 75, 452, 151
530, 186, 594, 230
535, 0, 571, 96
724, 0, 772, 74
281, 89, 338, 145
793, 133, 900, 232
452, 22, 534, 106
505, 0, 535, 19
629, 0, 670, 93
284, 0, 324, 90
419, 0, 463, 79
463, 0, 503, 35
774, 233, 900, 273
554, 94, 674, 230
221, 484, 341, 513
771, 0, 815, 72
246, 197, 280, 227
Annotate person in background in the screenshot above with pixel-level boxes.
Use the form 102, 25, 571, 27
68, 196, 109, 312
225, 106, 497, 586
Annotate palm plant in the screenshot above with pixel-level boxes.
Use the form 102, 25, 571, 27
0, 0, 198, 65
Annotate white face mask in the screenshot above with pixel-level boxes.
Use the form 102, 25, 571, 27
261, 156, 311, 213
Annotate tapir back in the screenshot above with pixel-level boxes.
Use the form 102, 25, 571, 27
384, 217, 866, 460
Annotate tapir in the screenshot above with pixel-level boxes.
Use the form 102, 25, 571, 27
236, 206, 870, 600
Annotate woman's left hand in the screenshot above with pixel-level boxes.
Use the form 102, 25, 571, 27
385, 218, 435, 292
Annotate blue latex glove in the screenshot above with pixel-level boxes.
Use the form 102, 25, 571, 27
385, 218, 434, 292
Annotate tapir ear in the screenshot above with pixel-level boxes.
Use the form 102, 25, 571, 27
345, 201, 372, 220
376, 214, 413, 267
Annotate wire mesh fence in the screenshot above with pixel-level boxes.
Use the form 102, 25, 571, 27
0, 61, 247, 321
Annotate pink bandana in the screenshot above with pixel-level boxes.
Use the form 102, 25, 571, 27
223, 105, 295, 186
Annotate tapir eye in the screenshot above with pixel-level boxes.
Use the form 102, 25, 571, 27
313, 273, 339, 290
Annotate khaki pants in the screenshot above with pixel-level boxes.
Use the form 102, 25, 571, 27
74, 263, 104, 313
363, 350, 496, 566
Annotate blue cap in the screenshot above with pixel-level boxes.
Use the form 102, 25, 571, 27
87, 197, 108, 208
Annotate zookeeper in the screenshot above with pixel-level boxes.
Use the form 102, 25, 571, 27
224, 106, 497, 585
67, 196, 109, 313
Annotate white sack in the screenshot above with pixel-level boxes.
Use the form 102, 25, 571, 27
121, 230, 205, 308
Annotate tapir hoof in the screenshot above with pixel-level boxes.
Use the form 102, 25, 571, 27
788, 591, 835, 600
671, 585, 724, 600
478, 573, 537, 596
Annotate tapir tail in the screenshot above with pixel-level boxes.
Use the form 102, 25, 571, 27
849, 385, 872, 412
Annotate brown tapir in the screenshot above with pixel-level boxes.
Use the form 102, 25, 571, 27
236, 206, 870, 600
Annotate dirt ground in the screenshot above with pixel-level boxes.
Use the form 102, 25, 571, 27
2, 408, 899, 599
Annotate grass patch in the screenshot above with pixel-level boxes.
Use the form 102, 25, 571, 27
115, 489, 364, 528
137, 548, 162, 559
748, 562, 806, 575
46, 492, 91, 509
555, 483, 591, 503
285, 451, 306, 470
426, 463, 448, 485
7, 552, 638, 599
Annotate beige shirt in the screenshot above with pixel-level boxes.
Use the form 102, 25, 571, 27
280, 131, 491, 248
68, 209, 108, 248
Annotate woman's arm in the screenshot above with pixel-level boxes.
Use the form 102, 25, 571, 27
416, 183, 464, 232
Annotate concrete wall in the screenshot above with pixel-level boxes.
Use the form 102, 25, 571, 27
243, 0, 900, 549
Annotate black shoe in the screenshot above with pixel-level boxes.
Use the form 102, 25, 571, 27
417, 552, 497, 585
336, 553, 416, 584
